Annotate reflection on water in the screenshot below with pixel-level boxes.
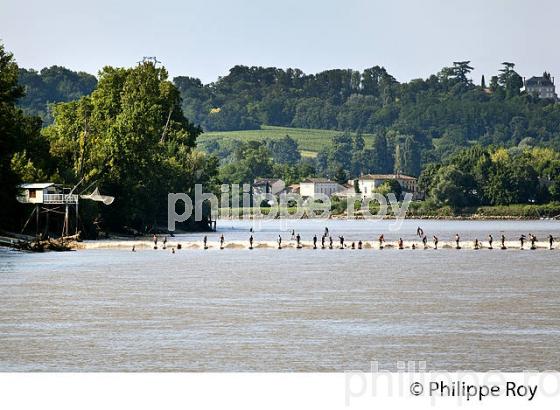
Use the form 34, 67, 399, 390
1, 220, 560, 371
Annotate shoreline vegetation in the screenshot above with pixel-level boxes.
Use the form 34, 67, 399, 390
1, 212, 556, 251
219, 202, 560, 220
3, 43, 560, 238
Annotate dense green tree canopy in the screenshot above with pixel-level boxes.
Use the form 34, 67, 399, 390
0, 43, 45, 228
31, 61, 218, 232
18, 66, 97, 124
5, 43, 560, 229
17, 59, 560, 184
419, 145, 560, 208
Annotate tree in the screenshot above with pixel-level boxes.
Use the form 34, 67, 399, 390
0, 43, 44, 229
484, 150, 539, 204
489, 76, 499, 92
452, 61, 474, 85
498, 62, 523, 98
333, 166, 347, 185
267, 135, 301, 165
432, 165, 478, 208
44, 60, 215, 230
394, 144, 402, 174
18, 66, 97, 124
350, 133, 366, 176
376, 179, 402, 199
219, 142, 273, 184
417, 163, 441, 197
401, 135, 421, 176
371, 133, 391, 173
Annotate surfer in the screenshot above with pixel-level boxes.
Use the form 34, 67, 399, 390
474, 238, 479, 250
329, 236, 333, 249
433, 235, 439, 249
249, 235, 254, 249
416, 226, 424, 237
501, 234, 506, 250
203, 235, 208, 249
488, 234, 493, 249
339, 236, 345, 249
549, 234, 554, 250
455, 234, 460, 249
278, 235, 282, 249
313, 235, 318, 249
296, 233, 301, 248
530, 234, 537, 250
378, 234, 384, 249
422, 235, 428, 249
519, 234, 526, 249
220, 234, 225, 249
358, 240, 362, 249
398, 238, 404, 250
321, 235, 325, 249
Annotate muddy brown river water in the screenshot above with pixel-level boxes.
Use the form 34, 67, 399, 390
1, 220, 559, 371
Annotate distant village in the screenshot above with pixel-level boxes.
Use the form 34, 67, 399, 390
253, 173, 419, 202
252, 71, 558, 204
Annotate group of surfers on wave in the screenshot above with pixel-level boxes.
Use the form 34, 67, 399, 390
141, 226, 555, 251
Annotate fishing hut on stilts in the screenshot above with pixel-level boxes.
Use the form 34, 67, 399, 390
16, 181, 114, 248
17, 183, 80, 239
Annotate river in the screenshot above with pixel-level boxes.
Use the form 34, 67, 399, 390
1, 219, 559, 371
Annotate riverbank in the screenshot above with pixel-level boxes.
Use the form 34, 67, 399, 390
406, 202, 560, 219
3, 218, 558, 252
219, 202, 560, 220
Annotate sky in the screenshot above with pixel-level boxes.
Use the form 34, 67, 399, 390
1, 0, 559, 84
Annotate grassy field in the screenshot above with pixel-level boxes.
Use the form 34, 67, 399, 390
200, 125, 376, 155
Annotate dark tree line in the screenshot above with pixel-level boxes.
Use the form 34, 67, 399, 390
419, 145, 560, 208
18, 60, 560, 173
18, 66, 97, 124
2, 42, 218, 233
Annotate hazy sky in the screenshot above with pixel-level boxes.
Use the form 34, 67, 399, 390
1, 0, 559, 83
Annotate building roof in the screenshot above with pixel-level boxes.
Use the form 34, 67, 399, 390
253, 178, 281, 186
358, 174, 417, 181
301, 178, 337, 184
526, 76, 554, 87
332, 187, 356, 197
19, 182, 55, 189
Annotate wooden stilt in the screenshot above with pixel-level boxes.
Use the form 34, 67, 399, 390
75, 201, 79, 234
63, 204, 69, 238
35, 204, 40, 236
44, 206, 49, 238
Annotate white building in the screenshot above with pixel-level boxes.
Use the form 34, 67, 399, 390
299, 178, 345, 199
353, 174, 417, 198
17, 183, 78, 205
